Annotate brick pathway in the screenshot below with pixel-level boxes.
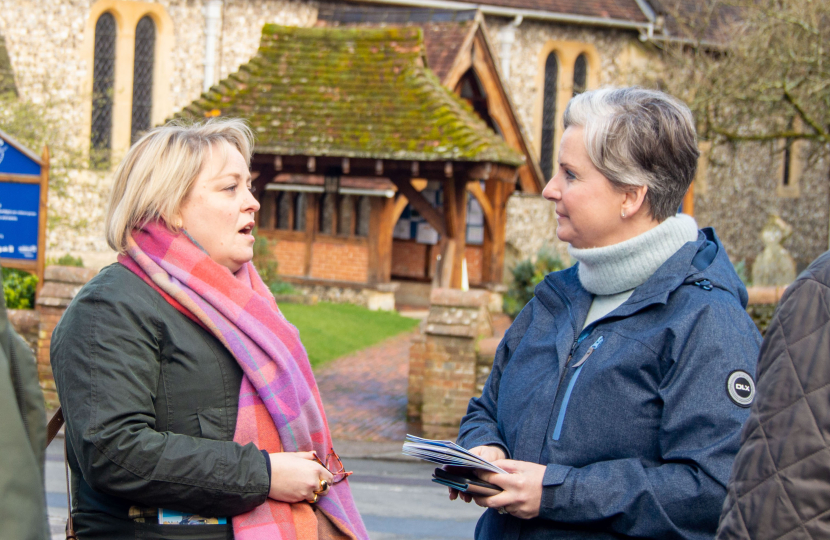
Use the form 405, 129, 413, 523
315, 330, 417, 442
315, 313, 512, 443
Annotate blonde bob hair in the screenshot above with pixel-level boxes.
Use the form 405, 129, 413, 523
105, 118, 254, 253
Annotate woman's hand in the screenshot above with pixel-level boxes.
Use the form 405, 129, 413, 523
448, 446, 508, 504
472, 459, 546, 519
267, 451, 334, 503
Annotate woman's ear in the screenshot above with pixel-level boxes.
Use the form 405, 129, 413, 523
621, 185, 648, 219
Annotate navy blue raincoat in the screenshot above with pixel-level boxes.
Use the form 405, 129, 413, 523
457, 228, 760, 539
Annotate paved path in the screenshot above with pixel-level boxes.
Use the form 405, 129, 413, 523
315, 330, 417, 442
316, 313, 511, 444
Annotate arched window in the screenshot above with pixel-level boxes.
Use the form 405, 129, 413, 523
131, 16, 155, 144
277, 192, 293, 230
338, 195, 354, 236
355, 196, 371, 237
91, 12, 117, 165
294, 193, 306, 231
540, 52, 558, 181
573, 54, 587, 96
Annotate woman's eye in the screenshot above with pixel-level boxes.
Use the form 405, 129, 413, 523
565, 169, 576, 180
224, 184, 237, 192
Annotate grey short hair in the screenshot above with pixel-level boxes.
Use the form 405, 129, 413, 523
105, 118, 254, 253
563, 87, 699, 222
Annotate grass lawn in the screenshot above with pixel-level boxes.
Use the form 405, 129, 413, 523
278, 302, 420, 368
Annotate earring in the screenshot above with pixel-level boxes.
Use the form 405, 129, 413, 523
174, 218, 183, 228
621, 210, 626, 218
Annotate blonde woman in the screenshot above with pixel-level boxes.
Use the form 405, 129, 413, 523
51, 119, 367, 540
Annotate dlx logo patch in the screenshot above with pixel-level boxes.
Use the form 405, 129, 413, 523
727, 370, 755, 408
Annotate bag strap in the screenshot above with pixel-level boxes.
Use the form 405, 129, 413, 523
47, 407, 64, 446
46, 407, 77, 539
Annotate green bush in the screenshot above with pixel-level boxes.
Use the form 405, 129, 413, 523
734, 260, 751, 287
3, 268, 38, 309
251, 230, 295, 296
503, 249, 567, 318
48, 253, 84, 267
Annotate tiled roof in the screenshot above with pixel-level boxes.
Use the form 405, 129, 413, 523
467, 0, 649, 21
181, 25, 524, 166
317, 6, 478, 82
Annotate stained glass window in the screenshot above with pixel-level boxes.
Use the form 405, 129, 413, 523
540, 53, 558, 181
91, 12, 116, 166
573, 54, 587, 96
131, 16, 155, 144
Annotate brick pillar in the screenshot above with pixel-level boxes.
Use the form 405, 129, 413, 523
408, 288, 493, 440
35, 266, 97, 409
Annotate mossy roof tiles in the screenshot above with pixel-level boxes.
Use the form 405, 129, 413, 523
182, 25, 524, 166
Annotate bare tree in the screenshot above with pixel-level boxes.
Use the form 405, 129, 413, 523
655, 0, 829, 150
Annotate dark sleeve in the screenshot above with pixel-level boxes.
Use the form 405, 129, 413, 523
456, 301, 538, 457
0, 315, 49, 540
717, 275, 830, 539
51, 280, 270, 517
539, 298, 760, 539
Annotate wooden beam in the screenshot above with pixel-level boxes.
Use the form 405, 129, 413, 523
389, 176, 446, 238
36, 146, 49, 296
368, 196, 395, 284
303, 193, 317, 277
466, 181, 494, 238
391, 179, 428, 224
443, 176, 468, 288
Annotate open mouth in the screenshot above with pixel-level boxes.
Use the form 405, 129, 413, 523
239, 223, 254, 235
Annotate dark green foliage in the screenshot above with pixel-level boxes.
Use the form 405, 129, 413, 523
2, 268, 37, 309
733, 260, 751, 287
746, 304, 776, 337
252, 232, 279, 285
503, 249, 567, 318
269, 281, 297, 296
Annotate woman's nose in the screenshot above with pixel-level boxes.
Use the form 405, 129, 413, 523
542, 175, 561, 201
244, 189, 261, 213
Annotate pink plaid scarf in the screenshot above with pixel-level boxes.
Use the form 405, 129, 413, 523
118, 222, 368, 540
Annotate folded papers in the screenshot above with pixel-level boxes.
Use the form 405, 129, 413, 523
401, 434, 508, 474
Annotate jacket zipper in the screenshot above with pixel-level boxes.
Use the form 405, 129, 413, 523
552, 335, 604, 441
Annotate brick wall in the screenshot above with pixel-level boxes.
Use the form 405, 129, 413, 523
465, 245, 483, 286
275, 239, 306, 277
310, 240, 369, 283
392, 240, 428, 279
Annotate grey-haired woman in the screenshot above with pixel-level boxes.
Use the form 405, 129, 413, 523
451, 87, 760, 539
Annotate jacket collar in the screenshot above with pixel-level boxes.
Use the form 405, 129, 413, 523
537, 227, 743, 327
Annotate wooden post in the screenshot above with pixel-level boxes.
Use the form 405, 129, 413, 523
443, 175, 468, 289
303, 193, 317, 277
36, 146, 49, 296
368, 196, 395, 284
484, 180, 512, 285
682, 181, 695, 217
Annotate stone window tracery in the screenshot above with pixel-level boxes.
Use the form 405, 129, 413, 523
573, 54, 587, 96
540, 52, 558, 181
91, 12, 116, 166
131, 16, 156, 144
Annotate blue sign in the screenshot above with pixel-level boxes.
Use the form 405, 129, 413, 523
0, 182, 40, 260
0, 138, 41, 176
